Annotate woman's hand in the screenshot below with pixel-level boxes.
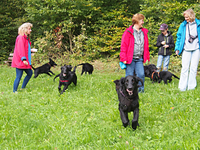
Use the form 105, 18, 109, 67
175, 50, 179, 56
161, 41, 166, 45
123, 61, 127, 64
23, 60, 28, 65
163, 45, 169, 48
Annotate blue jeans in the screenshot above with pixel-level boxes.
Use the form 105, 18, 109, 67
125, 58, 145, 92
13, 68, 33, 92
156, 55, 170, 71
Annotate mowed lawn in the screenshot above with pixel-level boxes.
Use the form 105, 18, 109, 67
0, 61, 200, 149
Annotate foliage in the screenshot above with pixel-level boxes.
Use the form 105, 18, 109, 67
0, 0, 26, 61
140, 0, 191, 55
0, 0, 200, 61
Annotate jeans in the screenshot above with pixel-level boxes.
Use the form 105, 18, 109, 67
125, 58, 145, 92
156, 55, 170, 71
13, 68, 33, 92
179, 49, 200, 91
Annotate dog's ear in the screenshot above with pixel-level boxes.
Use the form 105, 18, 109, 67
113, 80, 120, 86
119, 77, 125, 90
69, 65, 72, 70
114, 80, 120, 90
135, 76, 143, 87
120, 77, 125, 85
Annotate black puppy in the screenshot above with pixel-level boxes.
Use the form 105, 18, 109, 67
32, 58, 57, 78
144, 64, 157, 78
114, 75, 143, 130
54, 65, 77, 94
77, 63, 93, 75
151, 71, 179, 84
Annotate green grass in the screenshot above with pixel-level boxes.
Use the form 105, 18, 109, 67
0, 61, 200, 149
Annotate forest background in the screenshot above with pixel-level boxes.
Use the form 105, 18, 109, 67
0, 0, 200, 62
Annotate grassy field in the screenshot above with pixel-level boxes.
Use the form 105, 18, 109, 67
0, 59, 200, 149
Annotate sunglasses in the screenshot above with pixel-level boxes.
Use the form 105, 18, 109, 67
161, 30, 166, 32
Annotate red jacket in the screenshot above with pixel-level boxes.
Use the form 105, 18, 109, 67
120, 26, 150, 64
11, 34, 32, 69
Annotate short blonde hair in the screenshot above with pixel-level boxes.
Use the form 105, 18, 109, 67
132, 13, 145, 25
183, 9, 196, 22
18, 22, 33, 36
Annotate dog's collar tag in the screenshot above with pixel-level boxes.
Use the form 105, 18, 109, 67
60, 80, 69, 82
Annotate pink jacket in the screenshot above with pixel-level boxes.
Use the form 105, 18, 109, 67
120, 26, 150, 64
11, 34, 32, 69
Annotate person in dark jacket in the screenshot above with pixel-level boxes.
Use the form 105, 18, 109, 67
156, 23, 175, 71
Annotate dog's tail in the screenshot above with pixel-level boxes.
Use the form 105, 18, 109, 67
54, 74, 60, 82
77, 63, 85, 66
31, 65, 35, 70
172, 74, 180, 79
73, 66, 77, 72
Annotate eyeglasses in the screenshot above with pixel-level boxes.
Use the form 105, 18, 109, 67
161, 30, 166, 32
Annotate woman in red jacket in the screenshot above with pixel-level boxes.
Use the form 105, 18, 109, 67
120, 13, 150, 93
12, 22, 33, 93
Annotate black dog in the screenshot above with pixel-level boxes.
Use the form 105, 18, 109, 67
114, 75, 143, 130
54, 65, 77, 94
151, 71, 179, 84
77, 63, 93, 75
144, 64, 157, 78
32, 58, 57, 78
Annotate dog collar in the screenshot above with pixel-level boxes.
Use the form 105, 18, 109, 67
60, 80, 69, 82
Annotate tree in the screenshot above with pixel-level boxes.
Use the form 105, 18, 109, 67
139, 0, 197, 55
0, 0, 26, 61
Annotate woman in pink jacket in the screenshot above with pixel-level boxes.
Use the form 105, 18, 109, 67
120, 13, 150, 93
12, 23, 33, 93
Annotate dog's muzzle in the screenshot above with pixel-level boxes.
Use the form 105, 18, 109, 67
63, 73, 66, 77
126, 89, 133, 95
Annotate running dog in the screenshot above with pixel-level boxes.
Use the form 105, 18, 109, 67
32, 58, 57, 78
114, 75, 143, 130
54, 65, 77, 94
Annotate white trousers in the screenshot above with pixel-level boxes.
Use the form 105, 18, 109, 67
179, 49, 200, 91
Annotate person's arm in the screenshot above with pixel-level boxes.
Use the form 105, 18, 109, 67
174, 24, 183, 55
156, 35, 163, 47
120, 30, 129, 63
17, 36, 28, 65
17, 36, 27, 61
168, 35, 175, 49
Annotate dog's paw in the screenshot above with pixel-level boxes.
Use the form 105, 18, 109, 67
132, 121, 138, 130
123, 121, 130, 128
